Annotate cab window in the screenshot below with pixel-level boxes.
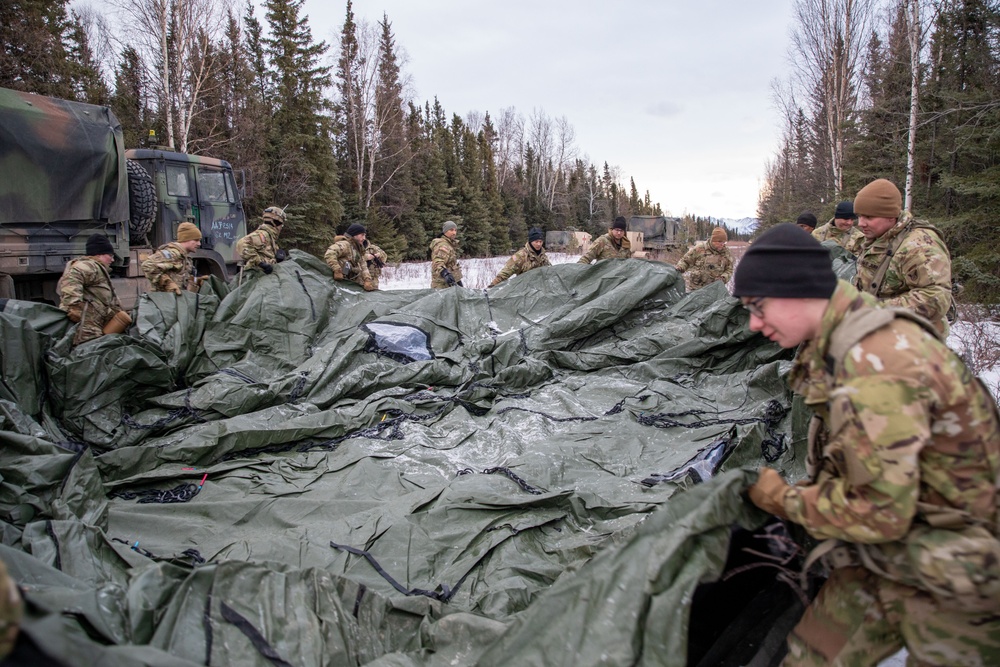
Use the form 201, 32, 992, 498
166, 164, 191, 197
197, 168, 234, 203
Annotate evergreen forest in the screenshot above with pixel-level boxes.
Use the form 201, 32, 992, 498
2, 0, 998, 301
759, 0, 1000, 303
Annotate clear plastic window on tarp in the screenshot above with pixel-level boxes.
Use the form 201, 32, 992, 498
362, 322, 434, 363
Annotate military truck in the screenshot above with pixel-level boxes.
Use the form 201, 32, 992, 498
627, 215, 682, 260
0, 87, 248, 309
544, 230, 591, 254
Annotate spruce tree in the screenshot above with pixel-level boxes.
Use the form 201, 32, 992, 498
263, 0, 341, 255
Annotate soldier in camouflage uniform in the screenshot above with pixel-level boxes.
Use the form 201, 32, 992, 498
812, 200, 864, 255
578, 216, 631, 264
141, 222, 202, 293
489, 227, 551, 287
236, 206, 285, 274
735, 224, 1000, 667
58, 234, 126, 346
0, 559, 21, 659
324, 223, 375, 291
674, 226, 734, 290
364, 240, 388, 289
851, 179, 952, 336
430, 220, 463, 289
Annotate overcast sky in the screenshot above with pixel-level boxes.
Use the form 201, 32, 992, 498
306, 0, 794, 220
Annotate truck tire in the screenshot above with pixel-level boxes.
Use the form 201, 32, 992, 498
127, 159, 156, 241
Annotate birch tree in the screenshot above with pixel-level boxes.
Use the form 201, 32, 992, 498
789, 0, 876, 196
112, 0, 231, 152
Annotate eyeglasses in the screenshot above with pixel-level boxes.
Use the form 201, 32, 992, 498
742, 297, 766, 318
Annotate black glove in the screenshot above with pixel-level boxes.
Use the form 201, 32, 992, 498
457, 280, 464, 287
441, 268, 457, 287
370, 255, 385, 269
275, 248, 288, 262
259, 262, 273, 274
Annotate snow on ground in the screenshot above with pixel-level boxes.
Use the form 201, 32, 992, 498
379, 252, 579, 291
379, 254, 1000, 666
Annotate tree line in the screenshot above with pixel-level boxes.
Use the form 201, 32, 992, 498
1, 0, 674, 262
759, 0, 1000, 303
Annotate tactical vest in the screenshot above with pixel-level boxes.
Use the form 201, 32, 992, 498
805, 306, 1000, 611
858, 219, 943, 298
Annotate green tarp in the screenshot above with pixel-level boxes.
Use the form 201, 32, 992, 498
0, 254, 820, 666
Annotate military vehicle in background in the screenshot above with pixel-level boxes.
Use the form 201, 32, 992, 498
0, 87, 248, 309
544, 230, 591, 254
626, 215, 682, 260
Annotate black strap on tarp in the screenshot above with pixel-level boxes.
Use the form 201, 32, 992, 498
220, 601, 295, 667
329, 541, 458, 602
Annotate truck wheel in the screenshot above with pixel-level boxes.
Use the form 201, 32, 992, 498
127, 159, 156, 241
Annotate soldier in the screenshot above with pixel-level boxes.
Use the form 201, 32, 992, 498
236, 206, 285, 274
674, 226, 734, 290
578, 216, 632, 264
488, 227, 551, 287
363, 240, 388, 289
812, 200, 864, 255
141, 222, 202, 294
795, 212, 817, 234
430, 220, 463, 289
58, 234, 130, 346
852, 178, 952, 336
324, 223, 375, 291
734, 224, 1000, 667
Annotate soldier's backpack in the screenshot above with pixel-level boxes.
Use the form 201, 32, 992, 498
816, 306, 1000, 612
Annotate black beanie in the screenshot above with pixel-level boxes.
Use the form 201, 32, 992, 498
85, 234, 114, 256
733, 223, 836, 298
834, 201, 854, 219
528, 227, 544, 243
346, 223, 366, 237
612, 216, 627, 231
796, 212, 817, 229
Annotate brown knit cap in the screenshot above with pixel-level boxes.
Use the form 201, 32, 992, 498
854, 179, 901, 218
176, 222, 202, 242
710, 227, 727, 243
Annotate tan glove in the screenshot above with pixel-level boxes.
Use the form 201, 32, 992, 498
65, 305, 83, 323
102, 310, 133, 335
164, 280, 182, 295
363, 280, 376, 292
747, 467, 790, 520
488, 279, 500, 288
333, 269, 345, 281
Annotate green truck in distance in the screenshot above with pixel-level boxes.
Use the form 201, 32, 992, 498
0, 87, 248, 310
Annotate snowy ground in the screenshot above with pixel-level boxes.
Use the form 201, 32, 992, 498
380, 254, 995, 667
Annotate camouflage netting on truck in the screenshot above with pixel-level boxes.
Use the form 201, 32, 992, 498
0, 255, 848, 667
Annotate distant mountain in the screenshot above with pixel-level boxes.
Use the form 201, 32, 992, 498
710, 217, 759, 234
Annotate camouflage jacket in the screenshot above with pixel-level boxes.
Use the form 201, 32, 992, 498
489, 242, 551, 287
236, 223, 280, 270
577, 233, 631, 264
430, 236, 462, 289
674, 242, 734, 289
782, 281, 999, 549
57, 256, 122, 345
812, 220, 864, 255
366, 243, 388, 289
853, 212, 952, 335
324, 236, 372, 287
141, 241, 193, 293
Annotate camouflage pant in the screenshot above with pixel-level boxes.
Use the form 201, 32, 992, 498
784, 566, 1000, 667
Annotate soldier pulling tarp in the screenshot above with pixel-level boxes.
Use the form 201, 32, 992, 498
0, 257, 824, 666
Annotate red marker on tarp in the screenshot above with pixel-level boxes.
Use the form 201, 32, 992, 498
199, 474, 208, 489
